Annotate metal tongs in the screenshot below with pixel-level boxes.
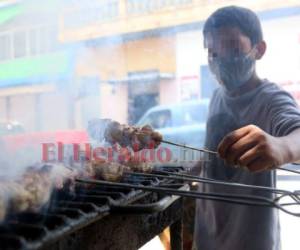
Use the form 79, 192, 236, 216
76, 169, 300, 217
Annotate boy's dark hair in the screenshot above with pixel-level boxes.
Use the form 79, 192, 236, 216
203, 6, 263, 46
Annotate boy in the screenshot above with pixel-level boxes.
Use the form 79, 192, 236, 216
194, 6, 300, 250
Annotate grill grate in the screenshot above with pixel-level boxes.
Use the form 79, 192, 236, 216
0, 166, 186, 250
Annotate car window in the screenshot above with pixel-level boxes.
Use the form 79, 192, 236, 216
140, 110, 172, 129
0, 123, 24, 136
181, 103, 208, 125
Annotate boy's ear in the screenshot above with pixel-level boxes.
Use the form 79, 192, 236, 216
255, 40, 266, 60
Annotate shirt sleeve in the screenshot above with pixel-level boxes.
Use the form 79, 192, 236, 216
268, 90, 300, 137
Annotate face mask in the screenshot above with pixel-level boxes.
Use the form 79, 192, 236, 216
209, 48, 256, 91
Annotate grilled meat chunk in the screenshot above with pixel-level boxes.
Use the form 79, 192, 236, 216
104, 120, 162, 150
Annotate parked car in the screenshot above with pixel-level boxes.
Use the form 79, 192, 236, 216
136, 99, 210, 163
0, 121, 24, 136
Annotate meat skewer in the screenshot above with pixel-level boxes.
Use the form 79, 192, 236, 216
0, 156, 152, 223
88, 119, 300, 174
88, 118, 216, 154
0, 163, 76, 222
97, 120, 300, 174
83, 160, 127, 182
104, 121, 162, 151
82, 154, 154, 182
117, 148, 154, 173
0, 157, 299, 222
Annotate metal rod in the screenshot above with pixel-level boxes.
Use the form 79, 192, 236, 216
278, 167, 300, 175
75, 178, 300, 217
160, 139, 217, 155
76, 178, 272, 204
127, 170, 300, 204
156, 169, 300, 204
159, 138, 300, 175
95, 124, 300, 175
125, 171, 297, 197
103, 128, 300, 175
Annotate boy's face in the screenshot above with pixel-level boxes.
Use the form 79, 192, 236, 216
205, 27, 253, 60
204, 27, 265, 91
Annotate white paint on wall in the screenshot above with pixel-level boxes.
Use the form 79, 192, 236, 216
176, 30, 206, 100
257, 15, 300, 83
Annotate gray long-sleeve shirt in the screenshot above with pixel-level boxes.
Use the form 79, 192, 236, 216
194, 80, 300, 250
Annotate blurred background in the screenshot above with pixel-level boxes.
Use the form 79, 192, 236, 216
0, 0, 299, 131
0, 0, 299, 249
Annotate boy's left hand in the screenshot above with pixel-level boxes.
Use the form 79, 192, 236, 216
217, 125, 289, 172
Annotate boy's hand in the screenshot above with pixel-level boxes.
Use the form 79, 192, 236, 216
217, 125, 289, 172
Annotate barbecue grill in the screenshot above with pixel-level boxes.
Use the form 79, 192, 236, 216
0, 166, 188, 250
2, 163, 300, 250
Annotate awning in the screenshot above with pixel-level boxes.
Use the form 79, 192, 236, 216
0, 51, 73, 87
107, 70, 175, 84
0, 3, 24, 25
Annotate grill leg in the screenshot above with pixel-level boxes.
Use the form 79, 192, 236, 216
170, 218, 183, 250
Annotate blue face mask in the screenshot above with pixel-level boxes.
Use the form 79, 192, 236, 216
209, 48, 256, 91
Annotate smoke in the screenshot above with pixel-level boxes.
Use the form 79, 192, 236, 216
0, 0, 212, 176
0, 162, 76, 222
1, 1, 118, 173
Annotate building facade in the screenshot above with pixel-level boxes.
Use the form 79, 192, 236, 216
0, 0, 299, 131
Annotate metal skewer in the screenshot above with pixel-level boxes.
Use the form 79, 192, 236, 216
87, 119, 300, 175
137, 131, 300, 175
125, 171, 298, 197
126, 170, 300, 205
159, 139, 217, 155
158, 140, 300, 175
75, 177, 300, 217
277, 167, 300, 175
